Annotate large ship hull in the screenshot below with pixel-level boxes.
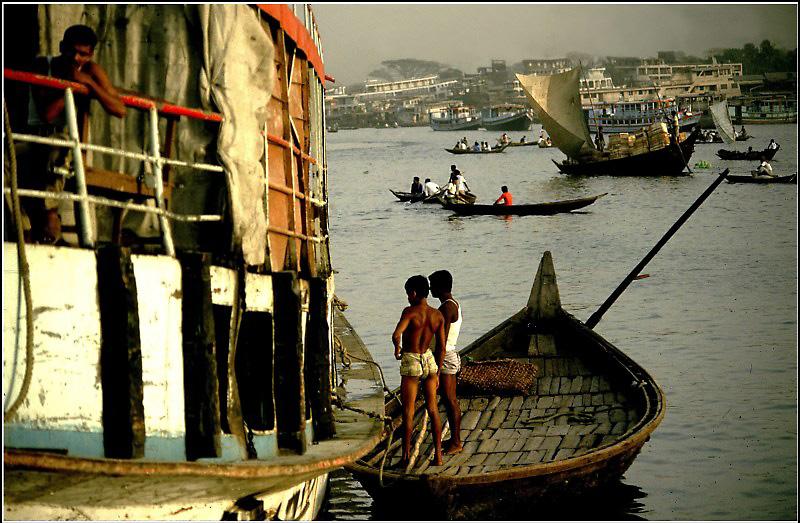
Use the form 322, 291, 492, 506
482, 112, 533, 131
3, 4, 385, 520
431, 118, 483, 131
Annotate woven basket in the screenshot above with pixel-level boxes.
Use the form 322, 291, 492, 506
457, 359, 538, 396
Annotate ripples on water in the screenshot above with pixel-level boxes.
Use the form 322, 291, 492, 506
322, 125, 797, 520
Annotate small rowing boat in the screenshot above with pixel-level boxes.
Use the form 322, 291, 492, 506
726, 173, 797, 184
506, 141, 537, 148
445, 144, 509, 155
390, 189, 432, 203
444, 193, 607, 216
346, 252, 666, 519
716, 146, 779, 161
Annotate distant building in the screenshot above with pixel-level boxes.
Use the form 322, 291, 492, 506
521, 58, 571, 76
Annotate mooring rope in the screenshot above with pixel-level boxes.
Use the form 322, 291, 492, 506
3, 99, 35, 420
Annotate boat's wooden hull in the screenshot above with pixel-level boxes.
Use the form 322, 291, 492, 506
345, 253, 666, 519
444, 193, 606, 216
555, 131, 697, 176
716, 146, 779, 161
727, 173, 797, 184
506, 141, 537, 147
445, 144, 509, 155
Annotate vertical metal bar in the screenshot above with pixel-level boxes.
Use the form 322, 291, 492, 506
64, 88, 95, 247
148, 106, 175, 256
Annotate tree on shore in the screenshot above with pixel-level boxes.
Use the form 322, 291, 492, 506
711, 40, 796, 75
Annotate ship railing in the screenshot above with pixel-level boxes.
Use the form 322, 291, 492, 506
4, 68, 226, 257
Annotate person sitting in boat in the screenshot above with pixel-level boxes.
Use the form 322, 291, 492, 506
493, 185, 513, 206
594, 126, 605, 152
429, 269, 463, 456
545, 137, 552, 147
410, 176, 424, 195
520, 135, 527, 144
740, 125, 747, 137
767, 139, 779, 150
754, 157, 775, 178
500, 133, 510, 145
392, 275, 446, 468
473, 141, 481, 152
423, 178, 440, 197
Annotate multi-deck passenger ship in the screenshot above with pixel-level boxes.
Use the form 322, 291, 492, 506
584, 98, 701, 134
3, 4, 384, 520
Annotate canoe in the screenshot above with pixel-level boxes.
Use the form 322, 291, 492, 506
506, 141, 538, 147
444, 193, 607, 216
445, 144, 509, 155
716, 145, 779, 161
390, 189, 430, 203
726, 173, 797, 184
346, 252, 666, 520
554, 129, 698, 176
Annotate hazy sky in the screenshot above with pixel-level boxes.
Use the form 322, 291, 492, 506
313, 3, 798, 85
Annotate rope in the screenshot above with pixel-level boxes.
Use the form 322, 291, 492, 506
333, 334, 400, 404
3, 99, 35, 419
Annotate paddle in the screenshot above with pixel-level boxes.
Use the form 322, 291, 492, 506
585, 169, 729, 329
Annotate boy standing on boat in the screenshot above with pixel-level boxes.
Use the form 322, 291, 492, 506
429, 270, 464, 455
392, 275, 446, 467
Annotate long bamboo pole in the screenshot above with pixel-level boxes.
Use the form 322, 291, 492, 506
586, 169, 729, 329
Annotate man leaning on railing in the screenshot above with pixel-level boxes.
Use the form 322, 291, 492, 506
19, 24, 125, 244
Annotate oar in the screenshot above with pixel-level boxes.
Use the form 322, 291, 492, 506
585, 169, 729, 329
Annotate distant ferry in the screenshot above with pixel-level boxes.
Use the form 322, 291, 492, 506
480, 104, 534, 131
734, 95, 797, 124
584, 98, 701, 134
429, 105, 482, 131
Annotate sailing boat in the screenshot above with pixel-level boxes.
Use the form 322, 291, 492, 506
516, 68, 699, 176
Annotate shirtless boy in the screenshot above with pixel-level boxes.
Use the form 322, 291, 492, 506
392, 275, 446, 467
429, 269, 463, 455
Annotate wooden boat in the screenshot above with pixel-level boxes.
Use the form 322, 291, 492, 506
445, 143, 509, 155
716, 145, 779, 161
506, 140, 538, 147
517, 68, 696, 177
553, 130, 698, 176
434, 192, 479, 205
4, 5, 385, 520
390, 189, 439, 203
726, 173, 797, 184
346, 252, 666, 520
444, 193, 607, 216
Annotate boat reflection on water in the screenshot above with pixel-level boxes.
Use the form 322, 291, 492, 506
352, 477, 649, 521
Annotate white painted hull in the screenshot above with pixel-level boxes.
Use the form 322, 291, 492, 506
3, 471, 329, 520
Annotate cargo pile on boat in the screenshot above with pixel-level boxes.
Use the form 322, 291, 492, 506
606, 122, 683, 159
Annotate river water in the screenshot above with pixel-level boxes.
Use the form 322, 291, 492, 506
319, 125, 797, 521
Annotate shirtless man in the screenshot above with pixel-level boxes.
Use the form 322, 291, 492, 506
25, 25, 126, 243
429, 270, 463, 455
392, 275, 446, 467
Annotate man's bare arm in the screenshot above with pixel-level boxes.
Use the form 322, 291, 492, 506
77, 63, 126, 118
392, 308, 412, 360
434, 312, 446, 369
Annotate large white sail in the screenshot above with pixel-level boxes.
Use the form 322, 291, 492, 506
516, 68, 595, 159
710, 100, 736, 144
